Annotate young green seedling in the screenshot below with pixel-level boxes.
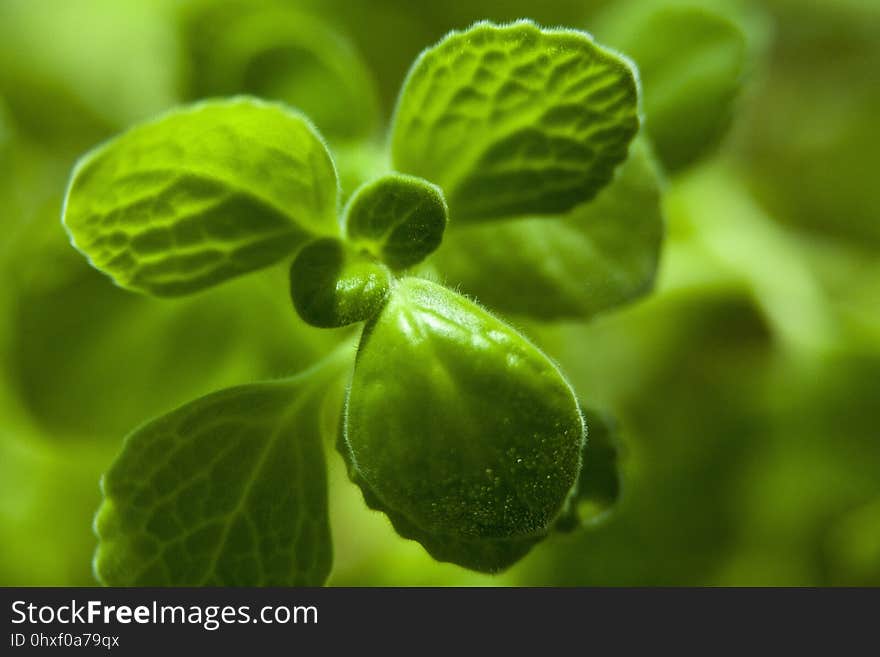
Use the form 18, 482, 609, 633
62, 20, 658, 585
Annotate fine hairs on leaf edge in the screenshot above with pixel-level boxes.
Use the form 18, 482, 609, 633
61, 95, 343, 298
386, 18, 646, 156
74, 19, 638, 579
338, 276, 587, 572
341, 173, 449, 269
289, 237, 395, 328
344, 275, 589, 462
555, 405, 626, 532
341, 174, 448, 233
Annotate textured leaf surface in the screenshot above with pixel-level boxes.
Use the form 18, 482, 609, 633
63, 97, 339, 296
94, 369, 339, 586
290, 238, 391, 328
391, 20, 639, 222
342, 277, 584, 572
344, 174, 448, 270
598, 1, 748, 171
432, 138, 663, 320
555, 408, 622, 531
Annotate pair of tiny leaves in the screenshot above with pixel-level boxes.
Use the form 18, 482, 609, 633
289, 174, 448, 329
62, 20, 640, 311
95, 277, 616, 583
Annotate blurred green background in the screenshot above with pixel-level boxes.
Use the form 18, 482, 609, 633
1, 0, 878, 586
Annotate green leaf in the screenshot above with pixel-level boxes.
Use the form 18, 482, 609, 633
93, 355, 348, 586
555, 408, 622, 532
0, 97, 10, 149
596, 1, 749, 171
344, 174, 448, 270
5, 258, 339, 443
0, 0, 181, 149
182, 1, 380, 142
341, 277, 585, 572
737, 1, 880, 249
390, 20, 640, 223
63, 97, 339, 296
431, 137, 664, 320
824, 496, 880, 585
290, 238, 391, 328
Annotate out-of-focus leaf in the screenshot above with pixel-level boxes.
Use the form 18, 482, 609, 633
431, 137, 663, 320
0, 140, 70, 265
596, 0, 750, 172
182, 0, 380, 142
391, 20, 639, 222
824, 497, 880, 586
737, 1, 880, 248
791, 238, 880, 349
63, 98, 339, 296
290, 238, 391, 328
713, 348, 880, 585
341, 277, 584, 572
94, 353, 350, 585
6, 258, 337, 442
344, 174, 448, 270
0, 436, 111, 585
663, 161, 837, 352
0, 99, 10, 150
331, 140, 388, 202
520, 286, 779, 585
0, 0, 181, 150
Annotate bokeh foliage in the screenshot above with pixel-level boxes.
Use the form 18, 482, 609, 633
1, 0, 878, 586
